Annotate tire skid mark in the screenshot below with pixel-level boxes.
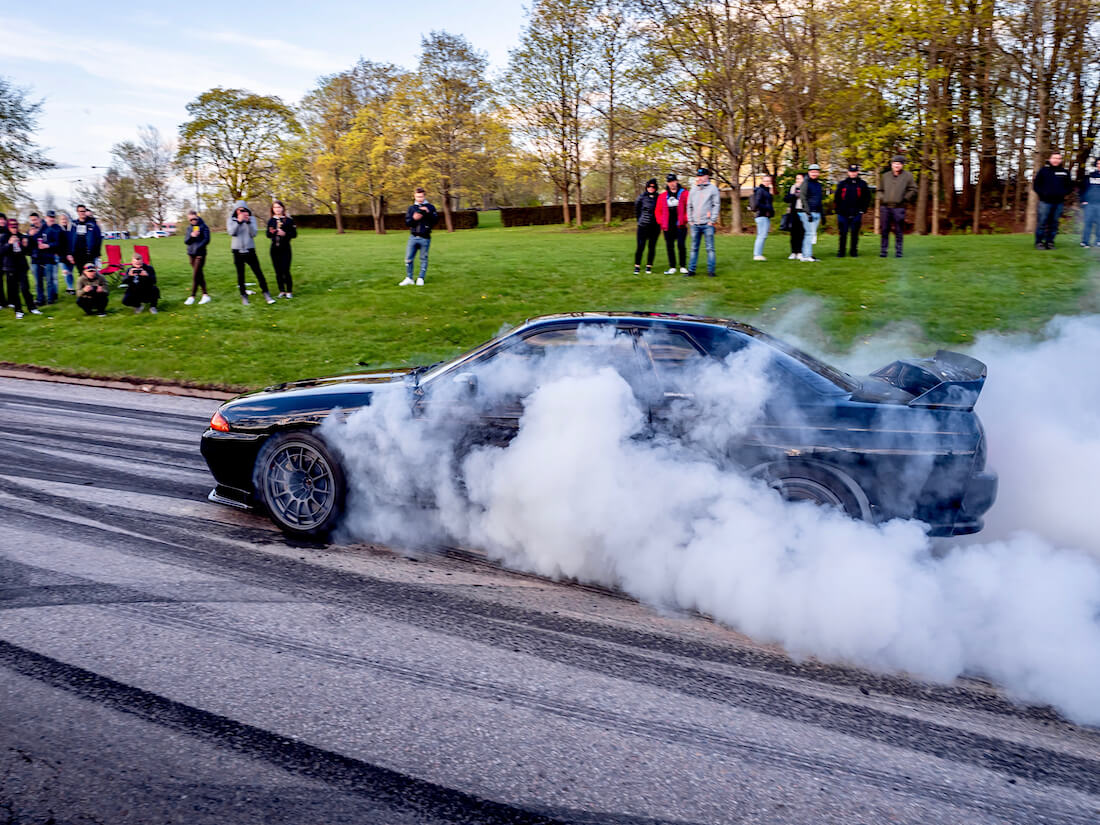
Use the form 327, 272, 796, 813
0, 390, 212, 426
0, 492, 1097, 799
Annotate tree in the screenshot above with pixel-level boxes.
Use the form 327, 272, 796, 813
77, 167, 142, 230
113, 126, 176, 231
177, 88, 302, 202
591, 0, 640, 224
403, 31, 496, 232
0, 76, 53, 210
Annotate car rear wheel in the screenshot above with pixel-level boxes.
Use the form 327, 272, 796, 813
758, 462, 869, 522
253, 431, 346, 540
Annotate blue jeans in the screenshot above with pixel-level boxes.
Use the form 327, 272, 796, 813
405, 235, 430, 279
32, 262, 58, 304
753, 217, 770, 257
1081, 202, 1100, 246
799, 212, 820, 258
1036, 201, 1064, 245
59, 258, 74, 290
688, 224, 715, 274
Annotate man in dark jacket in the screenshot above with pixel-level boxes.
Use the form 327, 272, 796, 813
400, 187, 439, 286
66, 205, 102, 273
183, 210, 212, 305
121, 253, 160, 314
27, 212, 62, 304
2, 218, 41, 319
633, 178, 659, 274
655, 173, 688, 273
1079, 157, 1100, 248
798, 164, 825, 262
1032, 152, 1075, 249
879, 155, 917, 258
833, 165, 871, 257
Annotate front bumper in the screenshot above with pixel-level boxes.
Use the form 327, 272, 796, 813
200, 428, 267, 495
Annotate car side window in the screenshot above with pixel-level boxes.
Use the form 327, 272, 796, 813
637, 329, 706, 393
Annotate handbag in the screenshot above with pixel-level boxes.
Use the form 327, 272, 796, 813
779, 212, 793, 232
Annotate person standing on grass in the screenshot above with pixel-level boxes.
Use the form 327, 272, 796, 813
121, 253, 160, 314
183, 210, 212, 305
3, 218, 42, 319
655, 173, 688, 274
75, 262, 109, 316
28, 212, 61, 305
633, 178, 660, 274
227, 201, 275, 306
1080, 157, 1100, 248
400, 187, 438, 286
834, 165, 871, 258
57, 211, 75, 294
267, 200, 297, 298
750, 175, 775, 261
686, 167, 720, 277
797, 164, 825, 262
879, 155, 917, 258
784, 173, 806, 260
0, 214, 8, 308
66, 205, 102, 274
1032, 151, 1075, 250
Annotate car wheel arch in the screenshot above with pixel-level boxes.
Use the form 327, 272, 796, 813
749, 457, 873, 522
251, 428, 347, 540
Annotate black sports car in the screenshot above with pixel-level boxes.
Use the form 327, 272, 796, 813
201, 312, 997, 540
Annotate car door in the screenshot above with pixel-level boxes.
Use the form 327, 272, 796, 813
633, 326, 711, 439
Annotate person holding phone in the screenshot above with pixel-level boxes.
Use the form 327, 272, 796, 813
399, 187, 438, 286
76, 262, 110, 316
266, 200, 297, 298
184, 210, 212, 305
1, 218, 41, 318
121, 253, 160, 314
227, 200, 274, 305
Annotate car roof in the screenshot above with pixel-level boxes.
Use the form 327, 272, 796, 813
519, 311, 764, 337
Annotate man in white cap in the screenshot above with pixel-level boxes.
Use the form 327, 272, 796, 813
686, 167, 720, 277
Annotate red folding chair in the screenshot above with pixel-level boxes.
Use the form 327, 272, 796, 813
133, 245, 151, 265
100, 244, 125, 286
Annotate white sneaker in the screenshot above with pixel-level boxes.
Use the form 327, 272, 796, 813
664, 268, 676, 275
30, 308, 42, 315
14, 311, 23, 319
398, 277, 414, 286
241, 295, 250, 306
264, 293, 276, 304
198, 294, 211, 305
753, 255, 766, 261
788, 253, 798, 260
415, 277, 424, 286
149, 306, 158, 315
184, 296, 195, 306
801, 256, 818, 262
679, 267, 689, 274
284, 292, 292, 299
134, 305, 145, 314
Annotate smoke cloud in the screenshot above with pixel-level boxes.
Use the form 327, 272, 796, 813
324, 315, 1100, 725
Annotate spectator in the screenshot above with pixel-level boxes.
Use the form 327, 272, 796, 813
834, 165, 871, 257
655, 173, 688, 274
183, 210, 212, 305
633, 178, 660, 275
66, 204, 102, 274
879, 155, 917, 258
400, 187, 439, 286
266, 200, 298, 298
3, 218, 41, 319
750, 175, 775, 261
686, 167, 720, 277
0, 214, 7, 308
121, 253, 160, 314
227, 201, 274, 305
75, 262, 109, 316
798, 164, 825, 262
28, 212, 61, 305
57, 211, 75, 294
1032, 151, 1075, 249
784, 173, 806, 260
1080, 157, 1100, 248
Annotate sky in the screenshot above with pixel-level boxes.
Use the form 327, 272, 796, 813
0, 0, 527, 210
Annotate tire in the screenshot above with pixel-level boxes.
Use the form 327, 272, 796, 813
758, 461, 869, 522
252, 430, 346, 540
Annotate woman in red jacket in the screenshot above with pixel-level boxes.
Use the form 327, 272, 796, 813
655, 173, 689, 274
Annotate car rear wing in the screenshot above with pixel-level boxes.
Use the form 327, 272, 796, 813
870, 350, 987, 411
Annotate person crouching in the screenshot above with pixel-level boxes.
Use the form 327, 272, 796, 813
121, 254, 160, 314
76, 263, 110, 316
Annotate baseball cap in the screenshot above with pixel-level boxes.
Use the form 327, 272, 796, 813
45, 210, 56, 217
695, 167, 710, 177
891, 155, 906, 164
808, 163, 821, 171
666, 173, 678, 181
847, 164, 860, 172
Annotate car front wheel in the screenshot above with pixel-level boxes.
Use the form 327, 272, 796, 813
253, 431, 346, 540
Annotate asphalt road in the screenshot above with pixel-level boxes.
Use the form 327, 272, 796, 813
1, 376, 1098, 825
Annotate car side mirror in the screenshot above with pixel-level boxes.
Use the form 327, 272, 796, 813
452, 372, 478, 395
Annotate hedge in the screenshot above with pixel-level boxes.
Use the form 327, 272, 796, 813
293, 210, 479, 231
501, 201, 637, 227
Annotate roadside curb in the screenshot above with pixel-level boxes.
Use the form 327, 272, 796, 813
0, 364, 238, 401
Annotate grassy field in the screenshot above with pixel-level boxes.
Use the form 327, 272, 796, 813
1, 215, 1096, 390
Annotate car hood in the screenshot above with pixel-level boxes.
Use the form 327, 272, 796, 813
218, 368, 413, 431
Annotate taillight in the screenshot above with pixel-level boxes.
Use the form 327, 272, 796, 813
210, 410, 230, 432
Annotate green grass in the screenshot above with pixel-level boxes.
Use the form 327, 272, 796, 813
1, 223, 1096, 390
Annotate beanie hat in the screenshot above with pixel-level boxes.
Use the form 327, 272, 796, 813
891, 155, 905, 164
646, 178, 658, 187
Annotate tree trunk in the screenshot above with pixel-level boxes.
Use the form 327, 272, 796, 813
334, 200, 345, 235
441, 179, 454, 232
605, 82, 615, 227
972, 172, 982, 234
932, 147, 941, 236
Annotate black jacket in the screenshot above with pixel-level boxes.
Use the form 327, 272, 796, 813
406, 201, 439, 237
185, 219, 211, 256
28, 222, 65, 264
1078, 169, 1100, 204
1, 231, 30, 273
69, 218, 102, 259
750, 185, 774, 218
635, 190, 658, 227
266, 215, 298, 249
1032, 164, 1075, 204
122, 263, 157, 289
801, 177, 825, 213
834, 177, 871, 215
